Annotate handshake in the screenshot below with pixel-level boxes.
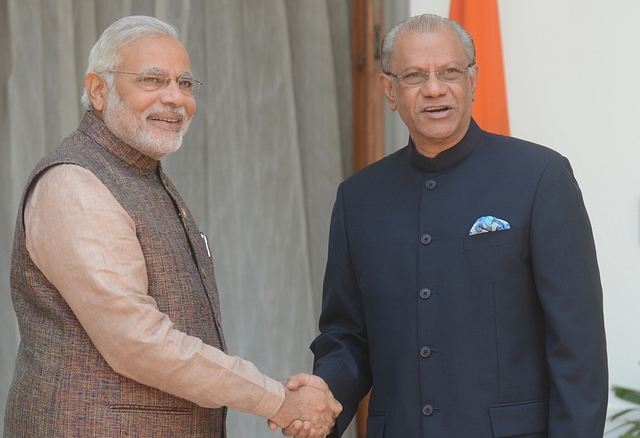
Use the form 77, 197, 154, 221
267, 373, 343, 438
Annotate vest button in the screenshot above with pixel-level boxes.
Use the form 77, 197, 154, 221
425, 179, 437, 190
419, 288, 432, 299
420, 346, 432, 358
422, 404, 434, 416
420, 234, 432, 245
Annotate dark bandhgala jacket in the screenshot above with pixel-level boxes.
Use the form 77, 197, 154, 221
5, 111, 226, 437
312, 119, 608, 438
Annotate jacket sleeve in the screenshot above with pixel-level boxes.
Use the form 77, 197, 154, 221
529, 156, 608, 437
311, 184, 373, 437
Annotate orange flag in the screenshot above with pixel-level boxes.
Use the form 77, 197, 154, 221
449, 0, 510, 135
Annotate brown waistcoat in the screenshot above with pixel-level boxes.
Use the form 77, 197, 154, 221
4, 111, 226, 437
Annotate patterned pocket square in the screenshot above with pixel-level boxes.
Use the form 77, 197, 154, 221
469, 216, 510, 235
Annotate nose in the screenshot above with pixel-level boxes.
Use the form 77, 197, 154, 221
420, 74, 447, 97
159, 78, 187, 106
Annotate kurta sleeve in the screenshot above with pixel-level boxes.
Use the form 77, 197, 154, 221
25, 164, 285, 419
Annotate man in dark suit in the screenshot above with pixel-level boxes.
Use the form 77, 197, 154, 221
308, 13, 608, 438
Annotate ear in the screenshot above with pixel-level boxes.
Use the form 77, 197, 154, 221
379, 73, 397, 111
469, 64, 478, 102
85, 72, 109, 115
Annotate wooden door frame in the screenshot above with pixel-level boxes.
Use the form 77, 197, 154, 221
351, 0, 384, 436
352, 0, 385, 174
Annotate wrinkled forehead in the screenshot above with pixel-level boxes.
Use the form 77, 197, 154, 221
115, 35, 192, 73
391, 28, 469, 69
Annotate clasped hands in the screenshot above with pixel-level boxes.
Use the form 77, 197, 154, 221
268, 373, 342, 437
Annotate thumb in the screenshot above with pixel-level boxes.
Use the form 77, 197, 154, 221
285, 373, 313, 390
330, 397, 343, 416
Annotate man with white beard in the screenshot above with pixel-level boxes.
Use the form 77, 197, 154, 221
3, 15, 340, 438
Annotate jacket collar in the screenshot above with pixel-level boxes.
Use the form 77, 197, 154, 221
409, 118, 483, 173
78, 110, 159, 174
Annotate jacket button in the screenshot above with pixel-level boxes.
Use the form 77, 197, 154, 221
420, 346, 432, 358
420, 234, 432, 245
422, 404, 434, 416
419, 288, 432, 299
425, 179, 437, 190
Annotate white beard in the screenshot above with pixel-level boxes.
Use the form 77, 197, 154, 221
103, 89, 191, 159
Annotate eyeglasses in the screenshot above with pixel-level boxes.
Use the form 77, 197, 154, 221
386, 64, 475, 86
104, 70, 202, 97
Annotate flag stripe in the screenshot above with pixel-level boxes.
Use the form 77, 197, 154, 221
450, 0, 510, 135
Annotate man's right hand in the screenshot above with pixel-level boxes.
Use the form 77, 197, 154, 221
268, 374, 342, 437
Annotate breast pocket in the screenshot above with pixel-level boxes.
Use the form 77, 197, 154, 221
462, 227, 517, 251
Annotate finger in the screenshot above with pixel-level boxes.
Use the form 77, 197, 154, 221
294, 421, 325, 438
306, 427, 327, 438
286, 420, 311, 437
303, 375, 329, 392
281, 420, 304, 436
329, 398, 343, 415
267, 419, 279, 431
285, 373, 311, 390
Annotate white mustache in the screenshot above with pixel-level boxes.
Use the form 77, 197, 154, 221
145, 106, 188, 120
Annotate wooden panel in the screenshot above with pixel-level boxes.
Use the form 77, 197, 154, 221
352, 0, 385, 173
351, 2, 384, 436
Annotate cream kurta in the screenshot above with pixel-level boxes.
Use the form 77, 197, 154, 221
24, 163, 285, 418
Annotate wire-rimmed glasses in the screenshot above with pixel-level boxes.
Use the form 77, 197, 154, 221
104, 70, 202, 97
386, 64, 475, 86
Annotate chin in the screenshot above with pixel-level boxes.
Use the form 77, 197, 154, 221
130, 132, 183, 159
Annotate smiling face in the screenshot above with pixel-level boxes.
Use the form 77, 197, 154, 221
87, 35, 196, 159
380, 27, 477, 158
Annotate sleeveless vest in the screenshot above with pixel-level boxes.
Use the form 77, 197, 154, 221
5, 111, 227, 437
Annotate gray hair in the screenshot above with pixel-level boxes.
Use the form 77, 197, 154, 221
380, 14, 476, 74
81, 15, 180, 109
